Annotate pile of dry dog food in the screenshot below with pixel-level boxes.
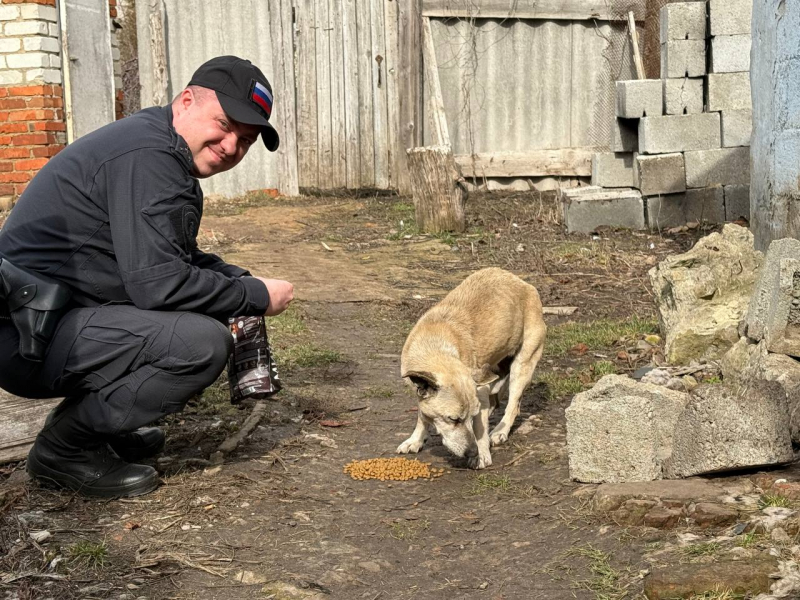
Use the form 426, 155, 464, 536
344, 457, 447, 481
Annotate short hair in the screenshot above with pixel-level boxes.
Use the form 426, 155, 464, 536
173, 85, 216, 104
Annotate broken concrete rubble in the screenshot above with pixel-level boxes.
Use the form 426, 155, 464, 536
663, 381, 793, 479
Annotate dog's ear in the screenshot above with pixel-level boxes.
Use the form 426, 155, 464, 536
472, 364, 500, 387
404, 371, 438, 399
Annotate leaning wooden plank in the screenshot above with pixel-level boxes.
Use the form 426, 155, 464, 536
315, 0, 334, 187
396, 0, 423, 195
455, 149, 595, 177
342, 0, 361, 188
329, 0, 348, 188
0, 389, 59, 464
422, 17, 450, 148
295, 0, 319, 188
355, 0, 376, 187
269, 0, 300, 196
370, 0, 390, 188
421, 0, 645, 21
383, 0, 402, 191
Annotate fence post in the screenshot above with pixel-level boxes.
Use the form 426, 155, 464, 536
397, 0, 423, 195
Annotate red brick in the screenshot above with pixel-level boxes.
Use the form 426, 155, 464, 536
0, 162, 13, 173
0, 123, 28, 134
8, 86, 48, 97
0, 172, 32, 183
31, 121, 65, 132
0, 89, 7, 98
0, 184, 13, 195
109, 7, 117, 17
0, 147, 30, 159
14, 183, 28, 196
11, 133, 48, 146
8, 109, 51, 122
30, 145, 61, 158
0, 98, 27, 110
14, 158, 48, 171
0, 136, 11, 145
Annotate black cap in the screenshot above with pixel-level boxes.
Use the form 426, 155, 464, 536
188, 55, 280, 152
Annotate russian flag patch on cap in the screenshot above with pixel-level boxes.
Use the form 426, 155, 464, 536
250, 80, 273, 118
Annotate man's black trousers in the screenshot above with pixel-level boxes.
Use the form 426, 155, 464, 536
0, 305, 233, 437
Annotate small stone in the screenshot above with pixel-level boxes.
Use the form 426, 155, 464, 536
29, 530, 51, 543
682, 375, 699, 391
644, 557, 778, 599
644, 506, 684, 529
692, 503, 739, 528
359, 561, 382, 573
771, 527, 791, 544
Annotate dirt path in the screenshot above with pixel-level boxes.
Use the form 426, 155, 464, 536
2, 192, 766, 600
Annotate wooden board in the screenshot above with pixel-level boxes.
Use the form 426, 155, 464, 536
342, 0, 361, 188
383, 0, 402, 190
0, 390, 59, 463
370, 0, 390, 188
396, 0, 423, 194
422, 17, 450, 148
315, 0, 334, 187
330, 0, 348, 188
455, 148, 595, 177
269, 0, 300, 196
355, 0, 376, 187
421, 0, 646, 21
295, 0, 319, 188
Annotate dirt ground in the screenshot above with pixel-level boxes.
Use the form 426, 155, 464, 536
0, 190, 755, 599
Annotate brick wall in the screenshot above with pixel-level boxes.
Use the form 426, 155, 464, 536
0, 0, 124, 210
0, 0, 63, 210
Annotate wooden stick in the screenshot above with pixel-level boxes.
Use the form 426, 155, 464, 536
628, 11, 645, 80
216, 400, 268, 455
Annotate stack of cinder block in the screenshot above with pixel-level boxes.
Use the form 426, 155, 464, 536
564, 0, 753, 234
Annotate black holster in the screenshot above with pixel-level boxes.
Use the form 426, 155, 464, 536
0, 258, 72, 362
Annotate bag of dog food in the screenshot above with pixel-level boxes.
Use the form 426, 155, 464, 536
227, 315, 282, 404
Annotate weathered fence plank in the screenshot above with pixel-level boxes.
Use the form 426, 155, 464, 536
0, 390, 58, 464
315, 0, 334, 186
356, 0, 376, 187
269, 0, 300, 196
384, 0, 402, 190
397, 0, 423, 194
342, 0, 361, 188
370, 0, 390, 188
295, 0, 319, 188
330, 0, 348, 188
455, 148, 595, 177
422, 17, 450, 147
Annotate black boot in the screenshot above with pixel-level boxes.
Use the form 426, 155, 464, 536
28, 404, 159, 498
108, 427, 166, 463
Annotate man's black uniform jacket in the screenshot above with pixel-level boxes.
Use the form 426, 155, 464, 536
0, 105, 269, 320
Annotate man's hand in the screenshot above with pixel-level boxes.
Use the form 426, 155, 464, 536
256, 278, 294, 316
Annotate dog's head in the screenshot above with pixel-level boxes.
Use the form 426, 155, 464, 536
403, 359, 499, 459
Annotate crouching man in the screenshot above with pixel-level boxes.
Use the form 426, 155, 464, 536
0, 56, 293, 498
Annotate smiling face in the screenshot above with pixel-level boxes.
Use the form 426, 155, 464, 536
172, 86, 261, 178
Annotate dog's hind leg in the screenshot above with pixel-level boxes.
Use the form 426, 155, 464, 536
397, 412, 431, 454
490, 322, 546, 447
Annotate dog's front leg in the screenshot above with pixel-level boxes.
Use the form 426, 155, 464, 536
397, 411, 430, 454
468, 387, 493, 469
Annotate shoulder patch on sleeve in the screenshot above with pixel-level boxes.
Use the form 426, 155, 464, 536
167, 205, 201, 251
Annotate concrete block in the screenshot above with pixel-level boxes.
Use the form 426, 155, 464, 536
4, 20, 49, 36
616, 80, 662, 119
612, 118, 639, 152
20, 4, 58, 21
0, 70, 23, 85
721, 110, 752, 147
684, 147, 750, 188
661, 40, 706, 78
639, 113, 721, 154
663, 381, 793, 478
660, 2, 706, 42
7, 52, 49, 69
562, 188, 645, 233
685, 186, 726, 223
635, 153, 686, 196
646, 194, 688, 230
0, 5, 20, 21
708, 72, 752, 112
592, 152, 635, 188
566, 375, 689, 483
711, 34, 752, 73
745, 238, 800, 357
23, 36, 61, 54
710, 0, 752, 36
724, 184, 750, 221
0, 38, 20, 53
664, 78, 704, 115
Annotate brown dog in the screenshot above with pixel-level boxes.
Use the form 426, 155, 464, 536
397, 268, 546, 468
